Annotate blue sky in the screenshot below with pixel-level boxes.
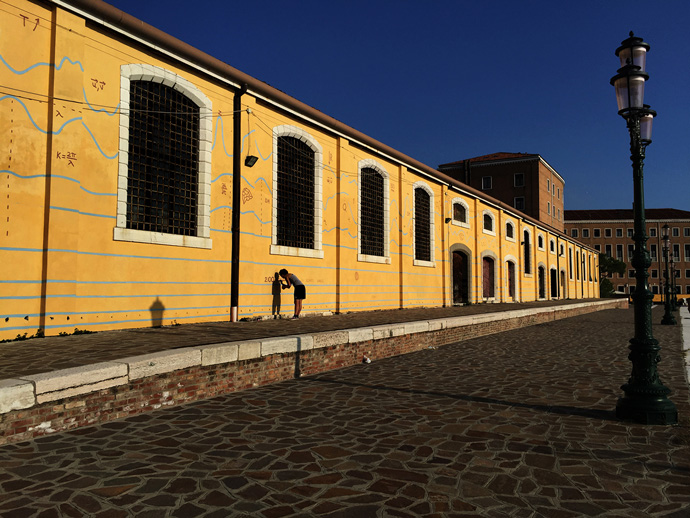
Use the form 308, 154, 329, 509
112, 0, 689, 212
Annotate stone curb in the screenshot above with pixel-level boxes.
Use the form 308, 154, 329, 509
0, 299, 622, 416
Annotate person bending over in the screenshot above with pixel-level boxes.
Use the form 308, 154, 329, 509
279, 269, 306, 319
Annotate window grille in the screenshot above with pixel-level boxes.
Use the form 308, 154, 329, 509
360, 168, 384, 257
453, 203, 466, 223
276, 136, 315, 249
483, 214, 493, 232
414, 188, 431, 262
126, 81, 199, 235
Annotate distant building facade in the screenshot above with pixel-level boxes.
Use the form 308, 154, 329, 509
439, 153, 565, 233
565, 209, 690, 299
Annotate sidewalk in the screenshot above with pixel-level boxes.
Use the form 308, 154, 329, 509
0, 305, 688, 517
0, 299, 604, 380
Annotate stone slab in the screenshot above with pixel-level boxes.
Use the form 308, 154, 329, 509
201, 342, 239, 366
347, 328, 374, 343
24, 362, 128, 395
0, 379, 36, 414
119, 348, 201, 380
36, 376, 129, 404
312, 331, 349, 349
261, 336, 314, 356
404, 321, 429, 335
237, 341, 262, 361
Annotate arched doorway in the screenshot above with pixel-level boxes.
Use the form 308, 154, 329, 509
550, 268, 558, 298
506, 261, 516, 301
483, 257, 495, 299
538, 266, 546, 299
452, 250, 469, 304
560, 270, 567, 299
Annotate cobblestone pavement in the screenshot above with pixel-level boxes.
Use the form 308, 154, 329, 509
1, 307, 689, 517
1, 299, 592, 379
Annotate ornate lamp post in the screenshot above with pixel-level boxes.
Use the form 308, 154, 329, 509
670, 257, 678, 310
610, 32, 678, 424
661, 225, 675, 325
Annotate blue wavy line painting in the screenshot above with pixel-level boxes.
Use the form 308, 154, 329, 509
0, 54, 84, 74
82, 87, 119, 116
3, 169, 116, 197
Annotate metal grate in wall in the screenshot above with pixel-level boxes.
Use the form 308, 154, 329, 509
453, 203, 466, 222
126, 81, 200, 236
360, 168, 384, 257
414, 187, 431, 262
276, 136, 314, 249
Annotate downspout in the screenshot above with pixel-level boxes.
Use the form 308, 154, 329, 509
230, 83, 248, 322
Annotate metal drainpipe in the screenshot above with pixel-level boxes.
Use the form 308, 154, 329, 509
230, 83, 248, 322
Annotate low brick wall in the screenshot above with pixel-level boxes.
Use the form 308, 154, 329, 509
0, 299, 626, 445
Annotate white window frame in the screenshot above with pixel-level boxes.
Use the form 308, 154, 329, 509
482, 209, 496, 236
412, 181, 435, 267
537, 233, 545, 251
270, 125, 324, 259
549, 238, 556, 254
114, 64, 213, 249
450, 197, 470, 228
357, 159, 390, 264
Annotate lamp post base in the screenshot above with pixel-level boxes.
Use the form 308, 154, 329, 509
661, 313, 676, 325
616, 394, 678, 425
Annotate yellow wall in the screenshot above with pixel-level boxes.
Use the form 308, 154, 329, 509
0, 0, 598, 340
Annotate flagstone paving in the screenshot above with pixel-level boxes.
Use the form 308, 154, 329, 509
0, 307, 688, 517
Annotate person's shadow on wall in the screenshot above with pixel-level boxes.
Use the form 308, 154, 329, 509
271, 272, 282, 318
150, 297, 165, 327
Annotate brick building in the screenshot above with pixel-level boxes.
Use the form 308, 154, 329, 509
565, 209, 690, 299
439, 153, 565, 232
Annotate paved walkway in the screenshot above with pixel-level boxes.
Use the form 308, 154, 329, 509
0, 305, 688, 517
1, 299, 593, 380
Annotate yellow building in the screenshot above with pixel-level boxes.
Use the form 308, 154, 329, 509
0, 0, 599, 340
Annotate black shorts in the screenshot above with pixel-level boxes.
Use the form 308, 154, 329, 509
294, 284, 306, 300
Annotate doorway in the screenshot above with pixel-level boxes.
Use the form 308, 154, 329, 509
452, 250, 469, 304
483, 257, 495, 299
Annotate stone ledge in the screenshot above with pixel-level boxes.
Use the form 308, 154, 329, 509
23, 362, 128, 395
0, 300, 627, 425
0, 379, 35, 413
261, 336, 314, 357
36, 376, 129, 404
118, 348, 201, 380
200, 342, 239, 366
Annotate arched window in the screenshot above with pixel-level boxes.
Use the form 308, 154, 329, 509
482, 210, 495, 235
413, 183, 434, 265
506, 221, 515, 240
450, 197, 469, 228
358, 160, 389, 263
271, 125, 323, 259
523, 230, 532, 274
454, 203, 467, 223
115, 64, 212, 248
549, 238, 556, 253
537, 234, 545, 250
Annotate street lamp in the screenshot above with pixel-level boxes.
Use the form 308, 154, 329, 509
611, 32, 677, 424
670, 256, 678, 310
661, 224, 675, 325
